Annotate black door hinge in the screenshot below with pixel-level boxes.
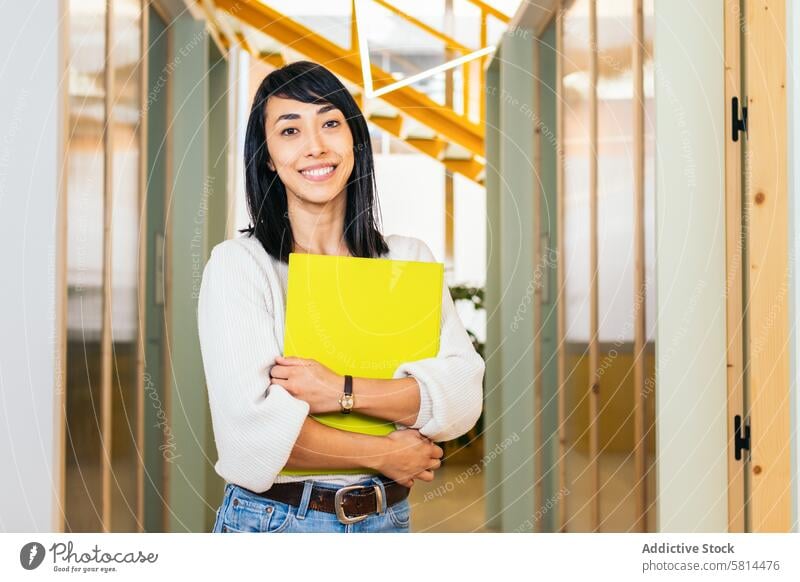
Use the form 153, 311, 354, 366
732, 96, 748, 142
734, 414, 750, 461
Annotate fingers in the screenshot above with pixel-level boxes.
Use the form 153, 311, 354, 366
428, 458, 442, 471
412, 431, 438, 450
274, 356, 310, 367
269, 365, 290, 380
430, 444, 444, 459
415, 470, 435, 482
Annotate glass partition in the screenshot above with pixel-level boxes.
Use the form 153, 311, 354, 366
64, 0, 108, 533
555, 0, 656, 532
561, 0, 593, 532
109, 0, 143, 532
64, 0, 144, 533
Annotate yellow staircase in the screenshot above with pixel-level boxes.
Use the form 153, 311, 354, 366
208, 0, 511, 184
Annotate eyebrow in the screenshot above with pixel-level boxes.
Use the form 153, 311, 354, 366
274, 103, 338, 123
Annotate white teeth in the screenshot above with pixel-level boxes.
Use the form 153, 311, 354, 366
301, 165, 335, 177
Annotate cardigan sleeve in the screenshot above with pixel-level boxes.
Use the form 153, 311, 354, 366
392, 238, 485, 442
197, 239, 310, 492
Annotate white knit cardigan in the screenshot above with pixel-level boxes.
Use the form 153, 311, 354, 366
197, 233, 485, 492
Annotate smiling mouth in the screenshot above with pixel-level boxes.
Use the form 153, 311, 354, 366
299, 164, 337, 181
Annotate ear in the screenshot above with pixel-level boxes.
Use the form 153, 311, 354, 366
267, 158, 275, 172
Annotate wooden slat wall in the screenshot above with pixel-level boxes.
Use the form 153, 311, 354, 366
136, 0, 148, 533
55, 0, 69, 535
100, 0, 115, 533
555, 0, 652, 533
555, 0, 567, 533
632, 0, 648, 534
744, 0, 791, 532
587, 0, 600, 532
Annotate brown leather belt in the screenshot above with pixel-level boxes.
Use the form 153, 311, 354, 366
250, 478, 409, 525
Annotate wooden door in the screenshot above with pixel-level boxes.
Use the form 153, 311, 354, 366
726, 0, 791, 532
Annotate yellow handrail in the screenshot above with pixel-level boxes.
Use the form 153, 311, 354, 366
372, 0, 471, 54
463, 0, 511, 23
350, 0, 359, 56
363, 0, 510, 123
235, 32, 252, 54
266, 0, 512, 126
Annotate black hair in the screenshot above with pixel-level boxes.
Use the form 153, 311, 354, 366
241, 60, 388, 263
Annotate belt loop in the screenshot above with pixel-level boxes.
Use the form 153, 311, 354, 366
370, 476, 388, 513
295, 480, 314, 520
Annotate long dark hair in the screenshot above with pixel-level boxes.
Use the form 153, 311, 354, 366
241, 60, 388, 263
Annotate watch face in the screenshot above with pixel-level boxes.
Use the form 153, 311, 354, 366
339, 394, 354, 409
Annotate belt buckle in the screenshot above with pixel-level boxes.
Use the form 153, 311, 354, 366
334, 484, 384, 525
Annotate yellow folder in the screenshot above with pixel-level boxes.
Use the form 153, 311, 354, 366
279, 251, 444, 476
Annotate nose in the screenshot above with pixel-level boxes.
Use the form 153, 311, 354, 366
305, 128, 326, 158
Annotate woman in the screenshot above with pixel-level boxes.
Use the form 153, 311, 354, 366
198, 61, 485, 533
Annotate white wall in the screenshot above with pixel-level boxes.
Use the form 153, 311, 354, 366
0, 2, 63, 531
375, 153, 446, 262
375, 154, 487, 343
453, 172, 486, 287
654, 0, 729, 532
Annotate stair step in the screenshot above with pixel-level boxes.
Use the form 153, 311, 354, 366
367, 115, 404, 138
405, 138, 448, 159
259, 52, 285, 68
442, 159, 484, 182
442, 143, 473, 160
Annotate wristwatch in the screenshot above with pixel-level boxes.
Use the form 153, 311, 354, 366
338, 374, 354, 414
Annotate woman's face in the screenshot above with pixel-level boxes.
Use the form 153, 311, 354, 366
264, 96, 355, 206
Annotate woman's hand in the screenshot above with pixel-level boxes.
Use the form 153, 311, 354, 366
269, 356, 342, 414
374, 429, 443, 488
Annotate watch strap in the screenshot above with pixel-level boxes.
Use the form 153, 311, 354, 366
341, 375, 353, 414
344, 374, 353, 396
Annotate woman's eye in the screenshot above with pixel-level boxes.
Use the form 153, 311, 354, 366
323, 120, 340, 128
281, 127, 298, 136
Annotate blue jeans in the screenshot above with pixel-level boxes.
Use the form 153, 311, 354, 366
211, 476, 411, 533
